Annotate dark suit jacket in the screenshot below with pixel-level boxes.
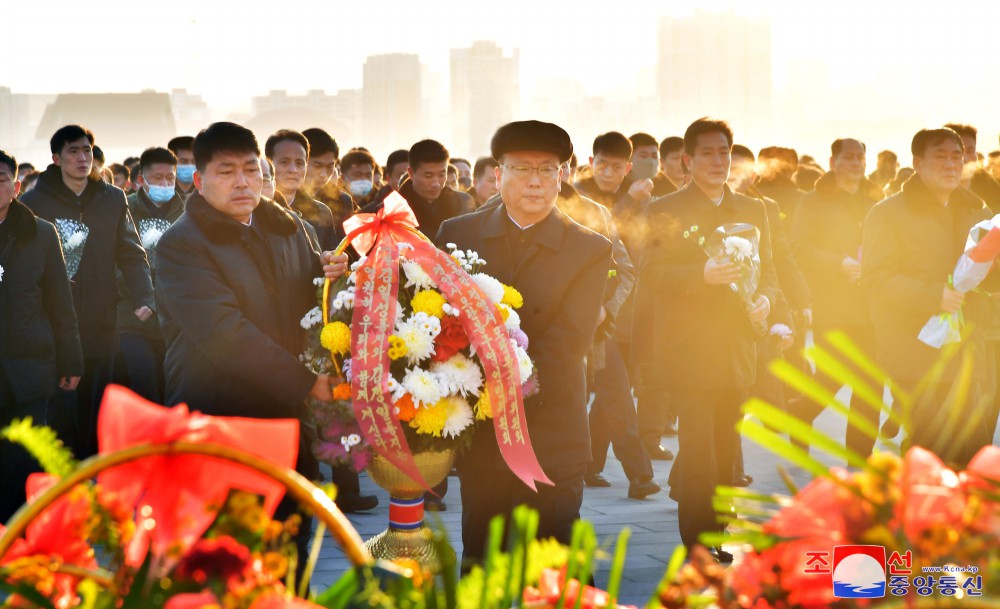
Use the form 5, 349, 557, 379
436, 203, 612, 475
632, 184, 779, 392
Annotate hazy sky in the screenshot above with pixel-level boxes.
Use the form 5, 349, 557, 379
6, 0, 1000, 160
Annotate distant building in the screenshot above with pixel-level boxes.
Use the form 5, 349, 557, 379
35, 91, 177, 159
657, 11, 773, 141
247, 89, 360, 144
362, 53, 422, 155
449, 41, 519, 157
170, 88, 211, 137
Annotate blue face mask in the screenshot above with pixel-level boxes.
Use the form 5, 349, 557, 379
348, 179, 373, 198
176, 164, 196, 184
146, 182, 175, 204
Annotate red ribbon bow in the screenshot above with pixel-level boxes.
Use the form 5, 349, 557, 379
342, 192, 419, 257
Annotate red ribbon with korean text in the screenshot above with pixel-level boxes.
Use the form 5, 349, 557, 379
340, 192, 552, 491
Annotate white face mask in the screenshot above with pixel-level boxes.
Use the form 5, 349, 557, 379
348, 179, 373, 198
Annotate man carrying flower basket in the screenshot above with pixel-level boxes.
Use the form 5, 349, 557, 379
436, 120, 612, 566
634, 117, 778, 559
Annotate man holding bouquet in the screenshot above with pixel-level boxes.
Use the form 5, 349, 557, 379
862, 127, 995, 465
634, 117, 778, 559
436, 120, 612, 566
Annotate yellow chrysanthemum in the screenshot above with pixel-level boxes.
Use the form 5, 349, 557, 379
410, 399, 449, 437
496, 303, 510, 321
474, 390, 492, 421
320, 321, 351, 355
501, 285, 523, 309
410, 289, 447, 318
388, 335, 409, 360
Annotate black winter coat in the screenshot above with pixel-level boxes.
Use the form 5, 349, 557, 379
21, 165, 153, 357
436, 203, 612, 475
289, 190, 338, 251
790, 172, 882, 329
117, 189, 185, 339
632, 184, 779, 391
155, 194, 322, 420
0, 200, 83, 402
862, 176, 993, 385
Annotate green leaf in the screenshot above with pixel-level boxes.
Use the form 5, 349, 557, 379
0, 418, 77, 476
737, 418, 833, 479
605, 528, 630, 604
743, 398, 875, 471
0, 576, 59, 609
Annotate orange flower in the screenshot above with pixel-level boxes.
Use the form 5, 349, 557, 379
395, 394, 418, 422
332, 383, 351, 401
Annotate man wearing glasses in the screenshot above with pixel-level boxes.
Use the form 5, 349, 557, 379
437, 120, 612, 567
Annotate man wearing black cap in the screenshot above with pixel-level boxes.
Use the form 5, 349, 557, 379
437, 120, 612, 566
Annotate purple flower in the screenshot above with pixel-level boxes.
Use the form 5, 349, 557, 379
512, 328, 529, 350
521, 373, 540, 398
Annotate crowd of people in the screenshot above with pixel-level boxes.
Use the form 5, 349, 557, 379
2, 115, 999, 567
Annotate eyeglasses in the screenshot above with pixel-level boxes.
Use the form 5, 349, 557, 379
501, 164, 560, 180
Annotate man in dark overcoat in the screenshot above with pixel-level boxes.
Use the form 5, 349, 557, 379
154, 122, 350, 559
633, 118, 778, 559
862, 127, 996, 465
21, 124, 154, 458
0, 149, 83, 520
436, 120, 612, 566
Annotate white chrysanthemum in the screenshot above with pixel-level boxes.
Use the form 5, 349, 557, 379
141, 228, 163, 248
446, 242, 457, 250
513, 343, 533, 384
342, 358, 353, 383
401, 258, 436, 290
723, 236, 753, 261
442, 303, 461, 317
313, 277, 326, 286
472, 273, 505, 303
407, 311, 441, 337
402, 368, 446, 407
442, 396, 474, 439
65, 232, 86, 250
432, 353, 484, 397
348, 255, 368, 284
300, 306, 322, 329
330, 287, 355, 311
769, 323, 793, 339
397, 323, 437, 363
497, 303, 521, 332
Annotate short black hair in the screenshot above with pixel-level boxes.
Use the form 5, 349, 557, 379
123, 156, 139, 166
629, 132, 658, 150
167, 136, 195, 156
386, 149, 408, 171
447, 163, 458, 177
340, 149, 377, 175
139, 147, 178, 172
944, 123, 977, 141
108, 162, 129, 179
92, 145, 105, 164
264, 129, 310, 160
683, 118, 733, 156
451, 157, 471, 168
659, 136, 684, 157
831, 138, 866, 158
473, 156, 499, 179
592, 132, 632, 160
731, 144, 755, 161
16, 162, 34, 173
192, 122, 261, 172
408, 139, 449, 170
0, 149, 17, 176
912, 128, 964, 158
302, 128, 339, 159
50, 125, 95, 155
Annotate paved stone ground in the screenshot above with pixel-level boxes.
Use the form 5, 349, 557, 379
308, 390, 897, 605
